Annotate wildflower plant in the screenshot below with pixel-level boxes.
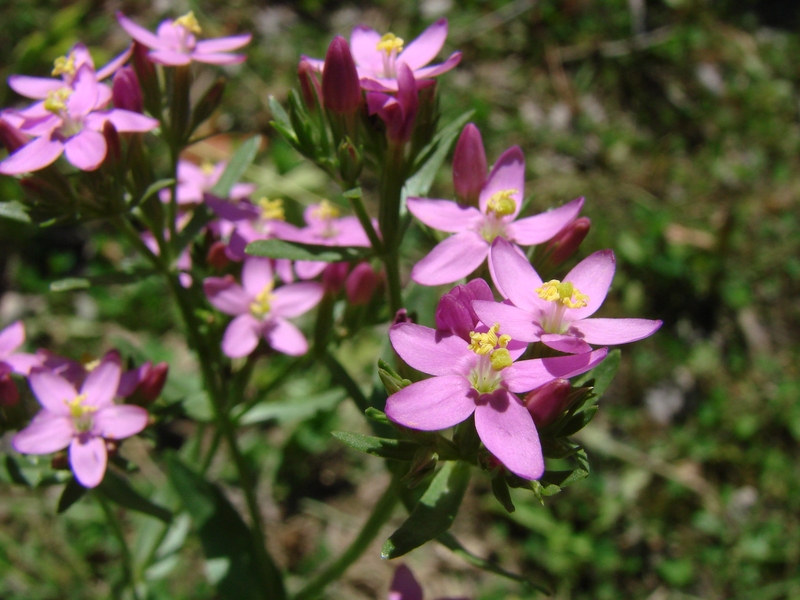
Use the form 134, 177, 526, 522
0, 9, 661, 599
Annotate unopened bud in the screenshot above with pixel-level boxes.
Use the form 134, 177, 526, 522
297, 59, 322, 113
112, 66, 143, 113
452, 123, 487, 205
102, 121, 122, 170
136, 362, 168, 404
131, 41, 161, 117
345, 262, 381, 305
544, 215, 591, 266
337, 138, 363, 184
435, 278, 494, 341
206, 241, 231, 271
0, 114, 30, 154
322, 36, 361, 115
392, 308, 412, 326
51, 451, 69, 470
0, 370, 18, 407
524, 379, 573, 427
322, 262, 350, 293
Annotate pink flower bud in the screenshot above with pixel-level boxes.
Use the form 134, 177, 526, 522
544, 215, 591, 266
321, 36, 360, 115
322, 262, 350, 293
206, 241, 231, 271
452, 123, 487, 205
345, 262, 381, 305
102, 121, 122, 169
112, 66, 144, 113
298, 59, 322, 113
137, 362, 168, 403
0, 369, 18, 407
524, 379, 572, 427
0, 114, 29, 154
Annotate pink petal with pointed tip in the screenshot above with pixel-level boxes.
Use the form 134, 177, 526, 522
406, 198, 482, 233
506, 196, 584, 245
389, 323, 472, 377
410, 231, 488, 286
192, 52, 246, 65
350, 26, 384, 73
94, 405, 149, 439
385, 375, 476, 431
271, 282, 324, 318
222, 314, 262, 358
479, 146, 525, 217
294, 260, 327, 280
3, 353, 41, 375
471, 300, 542, 342
81, 360, 121, 408
148, 49, 192, 66
540, 333, 593, 354
8, 76, 63, 99
195, 34, 252, 53
13, 413, 74, 454
29, 370, 76, 415
503, 348, 608, 393
572, 317, 662, 345
0, 321, 24, 357
264, 318, 308, 356
68, 69, 103, 115
242, 257, 274, 296
0, 136, 63, 175
563, 250, 615, 319
70, 435, 107, 488
398, 18, 448, 70
97, 109, 159, 132
488, 237, 545, 311
96, 45, 134, 81
204, 276, 251, 315
64, 129, 106, 171
389, 565, 424, 600
117, 13, 163, 49
412, 51, 463, 79
475, 390, 543, 479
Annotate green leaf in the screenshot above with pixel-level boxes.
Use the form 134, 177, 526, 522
554, 405, 599, 437
50, 277, 90, 292
0, 201, 32, 223
49, 269, 157, 291
235, 390, 344, 425
491, 473, 515, 513
246, 238, 371, 262
332, 431, 420, 461
268, 96, 295, 136
365, 407, 390, 425
137, 179, 176, 205
540, 467, 589, 489
381, 460, 471, 558
165, 454, 272, 600
210, 135, 262, 198
573, 349, 621, 398
98, 470, 173, 523
57, 478, 87, 513
378, 359, 412, 394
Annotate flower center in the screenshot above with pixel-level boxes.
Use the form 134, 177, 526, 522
535, 279, 589, 333
44, 88, 72, 115
467, 323, 514, 394
258, 197, 285, 221
174, 11, 202, 35
310, 200, 341, 238
66, 393, 97, 432
52, 54, 76, 78
200, 161, 215, 176
249, 283, 274, 319
486, 189, 518, 217
376, 33, 404, 55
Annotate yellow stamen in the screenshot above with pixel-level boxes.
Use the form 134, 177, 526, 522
52, 54, 76, 77
468, 323, 513, 371
200, 161, 216, 176
43, 88, 72, 114
258, 197, 285, 221
536, 280, 589, 309
311, 199, 341, 221
490, 348, 512, 371
486, 189, 518, 217
174, 11, 202, 35
83, 358, 101, 372
376, 33, 404, 55
66, 394, 97, 419
249, 284, 274, 319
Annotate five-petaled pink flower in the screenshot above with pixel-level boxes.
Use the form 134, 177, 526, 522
0, 321, 40, 376
386, 309, 607, 479
203, 257, 324, 358
472, 237, 662, 354
117, 11, 251, 66
12, 358, 149, 488
408, 145, 584, 286
305, 19, 461, 92
160, 159, 257, 206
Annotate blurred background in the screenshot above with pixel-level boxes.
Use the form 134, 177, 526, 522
1, 0, 799, 598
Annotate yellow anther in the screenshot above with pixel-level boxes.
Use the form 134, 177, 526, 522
486, 189, 518, 217
311, 199, 341, 221
174, 11, 202, 35
200, 161, 216, 176
43, 88, 72, 114
490, 348, 512, 371
468, 323, 500, 355
83, 358, 101, 372
536, 279, 589, 308
249, 284, 274, 319
52, 54, 76, 77
258, 197, 285, 221
497, 333, 511, 348
376, 33, 404, 55
66, 394, 97, 419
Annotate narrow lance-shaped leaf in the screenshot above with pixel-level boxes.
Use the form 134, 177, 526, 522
332, 431, 420, 461
246, 238, 371, 262
210, 135, 261, 198
97, 470, 173, 523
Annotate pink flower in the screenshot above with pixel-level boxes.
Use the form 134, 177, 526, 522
0, 321, 40, 375
161, 159, 257, 206
12, 359, 149, 488
473, 237, 662, 354
0, 66, 158, 174
367, 63, 429, 143
305, 19, 461, 92
117, 12, 251, 66
386, 311, 607, 480
408, 145, 584, 286
203, 257, 324, 358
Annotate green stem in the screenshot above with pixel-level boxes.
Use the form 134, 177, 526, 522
97, 492, 142, 600
323, 351, 369, 414
383, 254, 403, 317
292, 476, 400, 600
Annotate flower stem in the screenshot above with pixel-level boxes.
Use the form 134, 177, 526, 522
97, 492, 142, 600
292, 475, 399, 600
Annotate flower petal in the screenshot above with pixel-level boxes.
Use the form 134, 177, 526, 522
29, 369, 76, 415
0, 321, 24, 358
572, 317, 662, 345
479, 146, 525, 217
116, 13, 163, 49
271, 282, 324, 318
389, 323, 472, 376
475, 390, 544, 480
410, 231, 488, 286
264, 318, 308, 356
412, 51, 463, 79
241, 257, 274, 297
8, 76, 63, 99
81, 360, 121, 408
3, 352, 42, 375
97, 109, 159, 132
94, 405, 149, 439
563, 250, 615, 319
64, 129, 107, 171
195, 34, 252, 53
540, 333, 593, 354
222, 314, 262, 358
406, 198, 482, 233
350, 26, 384, 73
69, 435, 107, 488
203, 276, 251, 315
385, 375, 476, 431
398, 18, 448, 70
471, 300, 542, 342
148, 49, 192, 66
503, 348, 609, 393
13, 413, 74, 454
488, 237, 545, 311
191, 52, 246, 65
0, 136, 63, 175
506, 196, 585, 246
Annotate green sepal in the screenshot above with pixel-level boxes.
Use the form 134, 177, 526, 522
378, 359, 412, 394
